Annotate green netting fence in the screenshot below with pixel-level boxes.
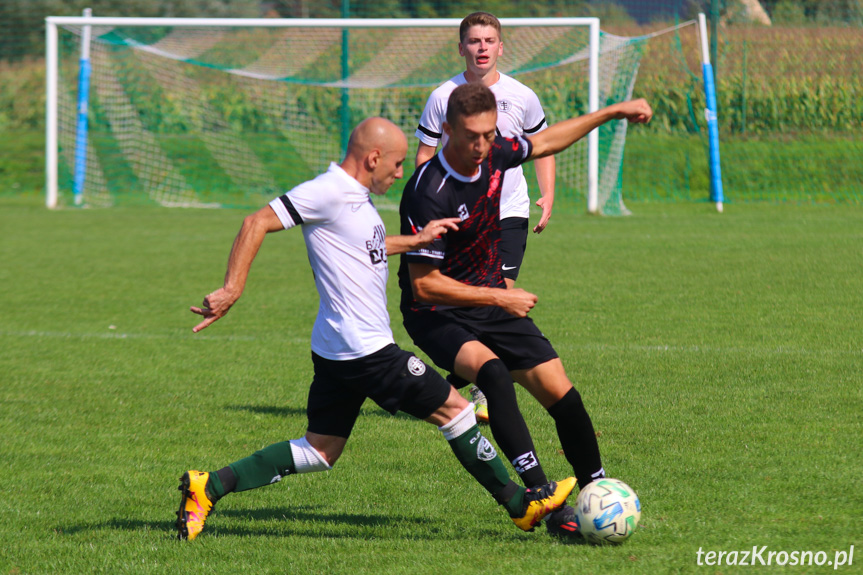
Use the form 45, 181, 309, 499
1, 0, 861, 209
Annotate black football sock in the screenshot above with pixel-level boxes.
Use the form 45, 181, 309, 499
205, 466, 238, 501
547, 387, 605, 489
475, 358, 548, 488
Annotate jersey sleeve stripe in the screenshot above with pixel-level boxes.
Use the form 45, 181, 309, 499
279, 195, 304, 226
406, 250, 445, 260
524, 117, 547, 134
417, 124, 442, 139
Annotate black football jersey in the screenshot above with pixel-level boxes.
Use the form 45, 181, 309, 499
398, 135, 532, 314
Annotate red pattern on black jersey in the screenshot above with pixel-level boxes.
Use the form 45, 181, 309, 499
398, 135, 532, 316
488, 169, 502, 198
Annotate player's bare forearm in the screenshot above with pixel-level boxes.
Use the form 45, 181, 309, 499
190, 205, 283, 332
528, 99, 652, 159
415, 142, 438, 167
386, 218, 460, 255
408, 263, 537, 317
533, 154, 556, 234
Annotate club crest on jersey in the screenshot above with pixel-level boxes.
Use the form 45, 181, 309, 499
488, 169, 502, 197
407, 356, 426, 376
498, 100, 511, 112
366, 224, 387, 265
457, 203, 470, 221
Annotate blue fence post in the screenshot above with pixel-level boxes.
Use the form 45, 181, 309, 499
699, 13, 724, 212
73, 8, 93, 206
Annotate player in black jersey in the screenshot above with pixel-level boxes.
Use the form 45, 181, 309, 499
399, 83, 652, 537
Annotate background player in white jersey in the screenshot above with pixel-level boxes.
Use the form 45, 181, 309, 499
416, 11, 556, 286
415, 11, 555, 421
399, 84, 652, 538
174, 117, 575, 541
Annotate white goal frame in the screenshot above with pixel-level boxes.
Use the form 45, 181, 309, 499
45, 16, 601, 210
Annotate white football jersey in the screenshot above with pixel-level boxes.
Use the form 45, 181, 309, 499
269, 163, 394, 360
415, 72, 548, 220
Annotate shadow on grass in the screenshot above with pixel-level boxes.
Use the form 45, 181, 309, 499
227, 404, 415, 421
226, 404, 307, 417
56, 509, 587, 544
56, 518, 181, 539
218, 505, 432, 528
545, 532, 590, 546
55, 505, 459, 541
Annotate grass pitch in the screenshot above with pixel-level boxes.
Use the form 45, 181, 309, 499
0, 198, 860, 574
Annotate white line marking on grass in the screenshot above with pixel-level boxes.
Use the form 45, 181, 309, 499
0, 329, 307, 344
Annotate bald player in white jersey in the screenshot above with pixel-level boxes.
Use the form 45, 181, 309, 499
174, 117, 575, 542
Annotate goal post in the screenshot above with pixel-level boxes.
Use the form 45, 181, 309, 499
45, 16, 646, 213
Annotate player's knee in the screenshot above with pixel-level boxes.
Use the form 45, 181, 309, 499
437, 402, 477, 440
526, 359, 575, 405
438, 384, 471, 413
547, 387, 585, 419
475, 358, 515, 396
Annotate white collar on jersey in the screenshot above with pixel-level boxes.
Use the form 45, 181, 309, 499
438, 150, 481, 183
328, 162, 371, 198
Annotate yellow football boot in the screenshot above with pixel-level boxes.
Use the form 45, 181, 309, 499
511, 477, 577, 532
469, 386, 489, 423
176, 470, 215, 540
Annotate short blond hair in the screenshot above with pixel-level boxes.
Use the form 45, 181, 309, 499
459, 12, 502, 44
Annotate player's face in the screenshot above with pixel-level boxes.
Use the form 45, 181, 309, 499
459, 25, 502, 78
442, 110, 497, 177
369, 140, 408, 196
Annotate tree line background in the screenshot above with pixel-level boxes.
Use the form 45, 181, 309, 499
1, 0, 861, 61
0, 0, 860, 204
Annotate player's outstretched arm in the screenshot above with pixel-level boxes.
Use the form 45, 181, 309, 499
408, 263, 537, 318
190, 205, 284, 333
386, 217, 460, 256
528, 99, 652, 160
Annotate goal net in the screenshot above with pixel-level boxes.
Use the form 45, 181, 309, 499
46, 17, 645, 214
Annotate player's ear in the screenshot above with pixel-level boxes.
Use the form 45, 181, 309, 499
442, 121, 452, 138
367, 148, 381, 169
457, 42, 465, 57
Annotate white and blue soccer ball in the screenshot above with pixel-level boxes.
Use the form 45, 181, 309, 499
575, 478, 641, 544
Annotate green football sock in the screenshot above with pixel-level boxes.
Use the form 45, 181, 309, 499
218, 441, 296, 494
446, 424, 525, 515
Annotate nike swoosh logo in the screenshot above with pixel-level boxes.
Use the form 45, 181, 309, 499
502, 264, 517, 270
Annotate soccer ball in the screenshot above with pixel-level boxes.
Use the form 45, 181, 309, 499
575, 478, 641, 544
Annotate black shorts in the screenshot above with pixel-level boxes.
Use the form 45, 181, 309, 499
403, 306, 558, 375
499, 217, 529, 281
306, 344, 451, 438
